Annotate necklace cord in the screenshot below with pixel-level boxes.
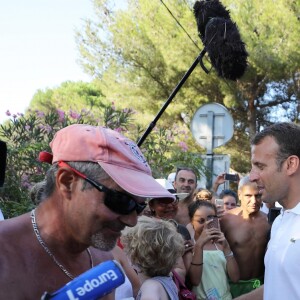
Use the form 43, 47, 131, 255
31, 209, 93, 280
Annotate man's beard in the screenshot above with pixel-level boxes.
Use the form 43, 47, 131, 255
90, 232, 118, 251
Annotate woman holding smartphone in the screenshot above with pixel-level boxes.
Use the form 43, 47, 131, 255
187, 200, 239, 300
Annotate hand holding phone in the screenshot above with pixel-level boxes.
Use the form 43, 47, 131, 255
224, 173, 239, 182
214, 199, 225, 218
215, 198, 224, 206
206, 216, 219, 229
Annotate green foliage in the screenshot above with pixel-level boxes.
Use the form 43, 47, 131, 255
30, 81, 105, 112
136, 125, 206, 179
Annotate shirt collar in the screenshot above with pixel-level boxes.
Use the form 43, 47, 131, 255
282, 202, 300, 215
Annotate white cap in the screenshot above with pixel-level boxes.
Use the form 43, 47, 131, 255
167, 172, 176, 184
155, 179, 189, 201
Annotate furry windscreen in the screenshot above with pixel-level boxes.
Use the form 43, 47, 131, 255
193, 0, 248, 81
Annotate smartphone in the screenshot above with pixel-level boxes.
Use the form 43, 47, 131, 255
207, 216, 219, 229
224, 173, 239, 181
215, 198, 224, 206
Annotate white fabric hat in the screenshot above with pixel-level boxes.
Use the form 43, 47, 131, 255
155, 179, 189, 201
167, 172, 176, 184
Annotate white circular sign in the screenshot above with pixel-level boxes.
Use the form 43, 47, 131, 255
191, 103, 234, 149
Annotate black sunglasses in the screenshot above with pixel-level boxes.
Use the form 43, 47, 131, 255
58, 161, 146, 215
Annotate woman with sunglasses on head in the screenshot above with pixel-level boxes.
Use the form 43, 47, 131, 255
187, 200, 239, 300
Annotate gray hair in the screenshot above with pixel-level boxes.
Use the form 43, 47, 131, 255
238, 175, 252, 190
31, 162, 109, 203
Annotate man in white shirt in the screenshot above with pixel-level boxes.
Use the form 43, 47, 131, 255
237, 122, 300, 300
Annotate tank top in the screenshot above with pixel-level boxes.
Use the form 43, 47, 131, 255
192, 245, 232, 300
136, 275, 179, 300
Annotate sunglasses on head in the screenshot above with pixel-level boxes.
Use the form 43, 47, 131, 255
58, 161, 146, 215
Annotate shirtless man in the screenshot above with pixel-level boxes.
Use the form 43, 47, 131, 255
173, 167, 197, 225
0, 124, 174, 299
220, 176, 270, 298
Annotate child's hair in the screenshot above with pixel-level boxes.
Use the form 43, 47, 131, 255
194, 188, 213, 201
121, 216, 184, 277
188, 199, 217, 219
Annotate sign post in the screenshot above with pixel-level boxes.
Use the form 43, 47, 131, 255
191, 103, 234, 189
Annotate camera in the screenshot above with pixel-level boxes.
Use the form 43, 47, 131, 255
224, 173, 239, 182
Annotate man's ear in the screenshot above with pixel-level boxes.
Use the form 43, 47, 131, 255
56, 168, 78, 199
173, 180, 178, 190
285, 155, 299, 176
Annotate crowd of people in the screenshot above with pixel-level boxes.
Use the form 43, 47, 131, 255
0, 121, 299, 300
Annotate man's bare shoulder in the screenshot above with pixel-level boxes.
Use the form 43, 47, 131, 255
255, 211, 270, 228
227, 207, 243, 216
220, 208, 243, 232
221, 208, 243, 223
0, 214, 28, 242
257, 210, 268, 219
0, 213, 34, 268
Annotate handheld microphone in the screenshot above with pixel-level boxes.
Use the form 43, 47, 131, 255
41, 260, 125, 300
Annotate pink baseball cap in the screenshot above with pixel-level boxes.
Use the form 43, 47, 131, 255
41, 124, 174, 200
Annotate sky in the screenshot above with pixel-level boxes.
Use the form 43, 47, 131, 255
0, 0, 96, 124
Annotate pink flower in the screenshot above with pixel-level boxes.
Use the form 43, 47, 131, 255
21, 174, 32, 189
44, 125, 52, 133
38, 124, 52, 133
69, 110, 80, 120
5, 110, 11, 116
178, 141, 188, 152
114, 127, 123, 133
166, 132, 174, 141
35, 110, 45, 118
25, 125, 30, 131
56, 109, 65, 122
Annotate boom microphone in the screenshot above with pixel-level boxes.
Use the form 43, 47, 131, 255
137, 0, 248, 146
41, 260, 125, 300
193, 0, 248, 80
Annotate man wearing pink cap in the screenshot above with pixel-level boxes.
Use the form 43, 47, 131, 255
0, 124, 174, 299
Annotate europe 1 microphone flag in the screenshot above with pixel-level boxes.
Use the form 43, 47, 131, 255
41, 260, 125, 300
